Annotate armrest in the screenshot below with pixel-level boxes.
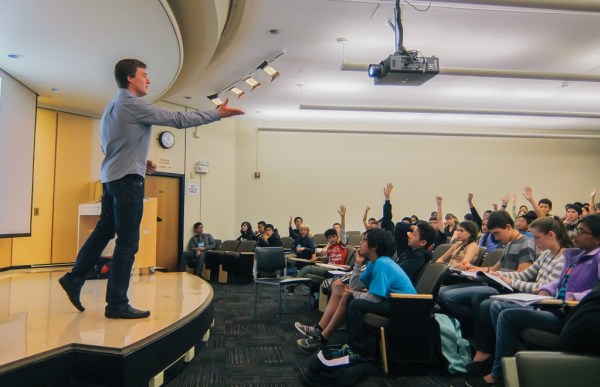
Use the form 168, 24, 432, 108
390, 293, 433, 299
565, 300, 579, 308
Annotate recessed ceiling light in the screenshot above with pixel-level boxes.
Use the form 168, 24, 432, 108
268, 29, 280, 35
184, 96, 192, 100
8, 53, 24, 60
50, 88, 60, 92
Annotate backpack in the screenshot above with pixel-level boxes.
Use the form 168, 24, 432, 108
86, 257, 111, 280
300, 347, 378, 386
433, 313, 471, 374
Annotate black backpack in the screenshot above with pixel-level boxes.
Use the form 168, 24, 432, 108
86, 257, 111, 279
300, 346, 379, 386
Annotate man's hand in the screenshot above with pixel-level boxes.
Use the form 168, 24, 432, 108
501, 194, 510, 207
591, 188, 597, 199
146, 160, 157, 175
467, 193, 473, 204
538, 290, 550, 297
218, 98, 245, 118
338, 205, 346, 217
364, 206, 370, 213
289, 216, 292, 226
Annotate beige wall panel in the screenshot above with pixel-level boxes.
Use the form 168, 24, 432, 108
12, 109, 58, 266
235, 120, 600, 235
51, 113, 100, 263
184, 119, 236, 242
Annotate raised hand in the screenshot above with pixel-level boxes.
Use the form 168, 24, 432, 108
501, 194, 510, 206
523, 186, 533, 201
467, 193, 474, 203
338, 205, 346, 217
436, 196, 443, 205
383, 182, 394, 199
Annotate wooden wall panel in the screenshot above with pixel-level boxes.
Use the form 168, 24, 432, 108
51, 113, 100, 263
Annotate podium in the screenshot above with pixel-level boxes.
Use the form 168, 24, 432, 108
77, 198, 157, 270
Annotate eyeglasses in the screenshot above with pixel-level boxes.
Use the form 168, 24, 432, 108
574, 227, 592, 235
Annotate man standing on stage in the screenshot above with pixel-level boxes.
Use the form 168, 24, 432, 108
59, 59, 243, 319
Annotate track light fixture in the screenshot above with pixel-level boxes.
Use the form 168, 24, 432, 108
258, 61, 280, 81
207, 93, 223, 106
206, 51, 284, 106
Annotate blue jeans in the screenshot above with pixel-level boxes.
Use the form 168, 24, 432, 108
490, 301, 564, 380
438, 283, 499, 336
66, 174, 145, 311
346, 297, 391, 358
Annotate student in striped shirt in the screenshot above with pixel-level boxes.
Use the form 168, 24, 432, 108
467, 216, 571, 374
475, 214, 600, 386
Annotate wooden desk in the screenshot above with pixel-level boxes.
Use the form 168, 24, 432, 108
77, 198, 157, 270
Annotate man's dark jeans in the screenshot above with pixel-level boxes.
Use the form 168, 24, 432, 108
66, 174, 144, 311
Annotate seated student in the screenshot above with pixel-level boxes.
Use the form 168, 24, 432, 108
289, 216, 303, 242
295, 254, 367, 353
468, 192, 490, 231
345, 229, 416, 361
436, 220, 480, 269
401, 216, 412, 223
563, 203, 582, 236
291, 224, 316, 259
468, 216, 570, 373
254, 220, 267, 239
515, 211, 536, 239
178, 222, 216, 275
236, 221, 256, 241
523, 185, 553, 218
444, 213, 459, 240
474, 214, 600, 386
394, 220, 436, 283
431, 196, 449, 248
478, 217, 500, 253
295, 228, 415, 353
429, 215, 448, 250
334, 204, 347, 243
256, 223, 283, 247
297, 228, 349, 278
438, 211, 535, 336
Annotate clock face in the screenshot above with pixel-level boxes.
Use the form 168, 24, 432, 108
159, 131, 175, 149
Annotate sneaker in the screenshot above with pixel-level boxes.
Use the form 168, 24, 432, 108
297, 335, 322, 353
348, 351, 368, 363
330, 344, 353, 358
295, 322, 320, 337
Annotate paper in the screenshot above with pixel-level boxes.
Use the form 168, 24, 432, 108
316, 263, 348, 270
490, 293, 553, 307
452, 270, 514, 291
328, 270, 349, 275
317, 350, 350, 367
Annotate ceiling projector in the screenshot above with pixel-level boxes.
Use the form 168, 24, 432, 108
368, 53, 439, 86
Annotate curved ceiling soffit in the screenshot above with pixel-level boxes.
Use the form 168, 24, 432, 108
161, 0, 230, 99
153, 0, 185, 102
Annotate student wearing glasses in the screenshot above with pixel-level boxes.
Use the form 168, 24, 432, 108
475, 214, 600, 387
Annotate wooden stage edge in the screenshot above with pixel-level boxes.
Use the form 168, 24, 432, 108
0, 268, 215, 387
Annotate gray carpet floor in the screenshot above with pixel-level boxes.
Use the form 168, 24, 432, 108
164, 281, 471, 387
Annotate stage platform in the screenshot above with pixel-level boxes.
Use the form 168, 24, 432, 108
0, 268, 214, 386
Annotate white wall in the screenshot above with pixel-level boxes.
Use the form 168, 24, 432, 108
184, 118, 237, 243
234, 120, 600, 237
